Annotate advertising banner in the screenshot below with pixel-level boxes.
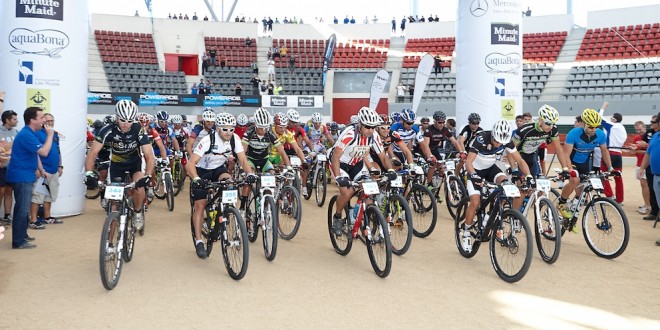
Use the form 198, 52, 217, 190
261, 95, 323, 108
456, 0, 523, 130
368, 69, 390, 111
411, 54, 434, 114
1, 0, 88, 216
87, 92, 262, 107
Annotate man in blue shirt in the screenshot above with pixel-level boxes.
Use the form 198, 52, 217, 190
638, 112, 660, 243
8, 107, 55, 249
29, 113, 63, 227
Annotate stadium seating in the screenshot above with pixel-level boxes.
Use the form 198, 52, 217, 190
272, 39, 325, 69
95, 30, 157, 64
562, 62, 660, 100
330, 39, 390, 69
576, 23, 660, 60
522, 31, 567, 63
204, 37, 256, 67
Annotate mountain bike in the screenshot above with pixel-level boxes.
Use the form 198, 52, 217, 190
171, 151, 186, 197
153, 158, 175, 211
243, 172, 279, 261
303, 151, 328, 207
403, 163, 438, 238
377, 170, 413, 256
273, 167, 302, 240
517, 175, 561, 264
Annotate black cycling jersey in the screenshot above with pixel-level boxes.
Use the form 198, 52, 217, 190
458, 125, 483, 148
468, 130, 516, 171
96, 123, 150, 164
241, 126, 281, 160
512, 122, 558, 154
423, 125, 454, 150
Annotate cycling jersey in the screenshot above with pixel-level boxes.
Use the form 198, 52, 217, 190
512, 122, 558, 154
241, 126, 281, 161
423, 125, 454, 157
270, 127, 296, 159
234, 125, 248, 139
95, 123, 150, 165
370, 130, 402, 160
154, 124, 176, 148
331, 125, 383, 166
172, 127, 189, 151
458, 125, 483, 148
468, 131, 517, 171
190, 124, 215, 150
305, 124, 328, 146
565, 127, 606, 164
390, 122, 418, 152
193, 132, 243, 170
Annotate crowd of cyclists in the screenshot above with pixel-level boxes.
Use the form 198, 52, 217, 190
84, 100, 629, 281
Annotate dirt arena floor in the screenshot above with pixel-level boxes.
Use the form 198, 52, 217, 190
1, 166, 659, 329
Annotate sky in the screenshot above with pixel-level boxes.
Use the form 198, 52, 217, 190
90, 0, 660, 26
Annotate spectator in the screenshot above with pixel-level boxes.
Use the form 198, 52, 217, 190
267, 80, 275, 95
251, 61, 259, 74
0, 109, 18, 225
172, 13, 178, 19
262, 17, 268, 33
168, 13, 172, 19
260, 80, 268, 95
234, 82, 243, 95
372, 15, 378, 24
639, 112, 660, 228
184, 14, 189, 20
192, 12, 198, 20
599, 103, 626, 205
280, 45, 287, 58
350, 17, 356, 24
219, 54, 228, 70
525, 7, 532, 17
201, 52, 209, 74
574, 115, 584, 128
289, 55, 296, 74
191, 83, 198, 94
333, 16, 338, 24
419, 16, 426, 22
408, 83, 415, 100
178, 13, 183, 19
396, 82, 406, 102
391, 17, 396, 33
209, 47, 217, 66
434, 15, 439, 21
245, 36, 252, 47
643, 116, 660, 220
400, 17, 406, 34
203, 15, 208, 21
251, 74, 260, 94
434, 54, 442, 74
8, 107, 55, 249
363, 16, 369, 24
630, 121, 651, 214
515, 115, 524, 128
29, 113, 63, 228
274, 83, 283, 95
272, 46, 280, 59
522, 112, 533, 123
267, 57, 276, 81
134, 10, 139, 17
267, 48, 273, 59
267, 17, 273, 32
283, 17, 289, 24
343, 16, 349, 24
205, 79, 214, 94
198, 79, 206, 94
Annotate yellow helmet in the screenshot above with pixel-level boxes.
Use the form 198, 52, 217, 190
581, 108, 601, 127
87, 117, 93, 127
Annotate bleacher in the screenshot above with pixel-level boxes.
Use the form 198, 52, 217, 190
577, 23, 660, 60
522, 31, 567, 63
272, 38, 324, 69
403, 37, 454, 68
331, 39, 390, 69
562, 62, 660, 100
204, 37, 256, 67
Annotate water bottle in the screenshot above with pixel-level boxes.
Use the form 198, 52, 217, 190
520, 196, 529, 213
351, 203, 360, 224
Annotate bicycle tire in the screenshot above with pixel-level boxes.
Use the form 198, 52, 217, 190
262, 195, 279, 261
453, 199, 480, 258
154, 173, 166, 200
165, 172, 175, 211
123, 198, 137, 262
327, 195, 353, 256
445, 175, 468, 220
407, 184, 437, 238
221, 206, 249, 280
293, 172, 302, 196
278, 185, 302, 240
99, 211, 123, 290
534, 196, 561, 264
245, 186, 259, 243
303, 171, 312, 201
489, 209, 533, 283
315, 166, 327, 207
173, 161, 184, 197
365, 205, 392, 278
582, 197, 629, 259
386, 194, 413, 256
85, 186, 102, 199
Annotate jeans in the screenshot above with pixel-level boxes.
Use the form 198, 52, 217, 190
653, 176, 660, 215
11, 182, 33, 247
647, 167, 658, 215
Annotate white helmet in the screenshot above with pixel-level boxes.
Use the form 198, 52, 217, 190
170, 115, 183, 125
237, 113, 249, 126
115, 100, 138, 122
254, 108, 272, 128
201, 108, 216, 122
286, 108, 300, 123
349, 115, 358, 124
492, 119, 513, 144
538, 104, 559, 124
216, 112, 236, 127
311, 112, 323, 123
357, 107, 380, 126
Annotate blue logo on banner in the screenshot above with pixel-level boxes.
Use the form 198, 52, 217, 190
203, 94, 231, 107
495, 78, 505, 96
18, 61, 33, 84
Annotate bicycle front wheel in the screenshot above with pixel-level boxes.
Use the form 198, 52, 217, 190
123, 198, 137, 262
315, 166, 327, 207
154, 173, 166, 199
407, 184, 437, 238
445, 175, 467, 220
490, 209, 533, 283
278, 185, 302, 240
173, 161, 184, 196
245, 186, 259, 243
165, 172, 175, 211
221, 206, 249, 280
99, 211, 123, 290
386, 194, 413, 256
85, 186, 102, 199
582, 197, 629, 259
262, 195, 279, 261
327, 195, 353, 256
365, 205, 392, 278
534, 196, 561, 264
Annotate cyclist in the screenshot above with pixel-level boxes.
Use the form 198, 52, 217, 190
390, 109, 419, 165
187, 112, 255, 259
235, 114, 250, 139
304, 112, 335, 155
458, 113, 483, 149
557, 108, 617, 220
368, 114, 414, 171
153, 110, 182, 159
286, 109, 315, 195
187, 108, 216, 157
270, 112, 306, 171
328, 122, 340, 147
461, 119, 534, 253
85, 100, 155, 229
420, 111, 465, 189
330, 107, 397, 236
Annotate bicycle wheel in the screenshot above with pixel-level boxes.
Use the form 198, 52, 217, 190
154, 174, 166, 200
173, 161, 184, 197
164, 172, 175, 211
490, 209, 533, 283
85, 186, 102, 199
407, 184, 437, 238
303, 170, 312, 201
262, 195, 279, 261
445, 175, 468, 220
278, 185, 302, 240
123, 198, 137, 262
327, 195, 353, 256
453, 199, 480, 258
221, 206, 249, 280
386, 194, 413, 256
99, 211, 123, 290
534, 196, 561, 264
245, 187, 259, 243
582, 197, 629, 259
315, 166, 327, 207
365, 205, 392, 278
293, 172, 302, 196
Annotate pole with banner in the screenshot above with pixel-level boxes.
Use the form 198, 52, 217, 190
369, 69, 390, 111
411, 54, 434, 114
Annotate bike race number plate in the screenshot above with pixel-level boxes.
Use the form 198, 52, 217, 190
537, 179, 551, 193
261, 175, 276, 187
316, 154, 327, 162
391, 175, 403, 187
445, 160, 455, 171
104, 186, 125, 201
222, 189, 238, 204
503, 184, 521, 197
589, 177, 604, 189
412, 165, 424, 175
290, 156, 302, 167
362, 181, 380, 195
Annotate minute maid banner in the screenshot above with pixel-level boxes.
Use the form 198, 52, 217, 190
0, 0, 89, 217
455, 0, 523, 131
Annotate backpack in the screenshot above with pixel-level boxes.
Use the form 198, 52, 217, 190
204, 130, 237, 158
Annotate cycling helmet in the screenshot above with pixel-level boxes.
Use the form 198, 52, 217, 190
492, 119, 513, 144
237, 113, 249, 126
137, 112, 151, 125
201, 108, 216, 122
329, 122, 339, 131
311, 112, 323, 123
87, 117, 93, 127
115, 100, 138, 122
254, 108, 272, 128
156, 110, 169, 121
433, 111, 447, 122
400, 108, 416, 123
170, 115, 183, 125
248, 116, 255, 125
349, 115, 358, 124
274, 112, 289, 126
216, 112, 236, 127
180, 114, 188, 122
538, 104, 559, 124
357, 107, 380, 126
379, 113, 390, 125
92, 120, 104, 131
287, 108, 300, 123
103, 115, 115, 125
581, 108, 601, 127
420, 116, 430, 124
389, 112, 401, 123
468, 113, 481, 123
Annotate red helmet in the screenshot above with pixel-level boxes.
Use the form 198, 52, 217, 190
379, 113, 390, 125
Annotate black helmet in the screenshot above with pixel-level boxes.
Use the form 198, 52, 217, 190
433, 111, 446, 121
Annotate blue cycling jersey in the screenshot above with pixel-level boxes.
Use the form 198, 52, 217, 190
565, 127, 606, 164
390, 122, 419, 152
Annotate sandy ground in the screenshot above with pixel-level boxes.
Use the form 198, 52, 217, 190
1, 166, 659, 329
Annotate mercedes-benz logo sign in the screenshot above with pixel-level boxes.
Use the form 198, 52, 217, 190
470, 0, 488, 17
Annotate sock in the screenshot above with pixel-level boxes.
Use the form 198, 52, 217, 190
4, 213, 9, 219
195, 239, 203, 245
334, 213, 342, 218
558, 197, 567, 204
239, 196, 247, 210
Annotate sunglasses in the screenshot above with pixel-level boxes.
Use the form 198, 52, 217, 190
363, 124, 377, 130
119, 119, 135, 124
435, 121, 445, 124
543, 121, 555, 126
220, 127, 235, 133
404, 121, 415, 125
587, 125, 599, 129
469, 121, 480, 125
652, 120, 658, 124
379, 125, 390, 130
